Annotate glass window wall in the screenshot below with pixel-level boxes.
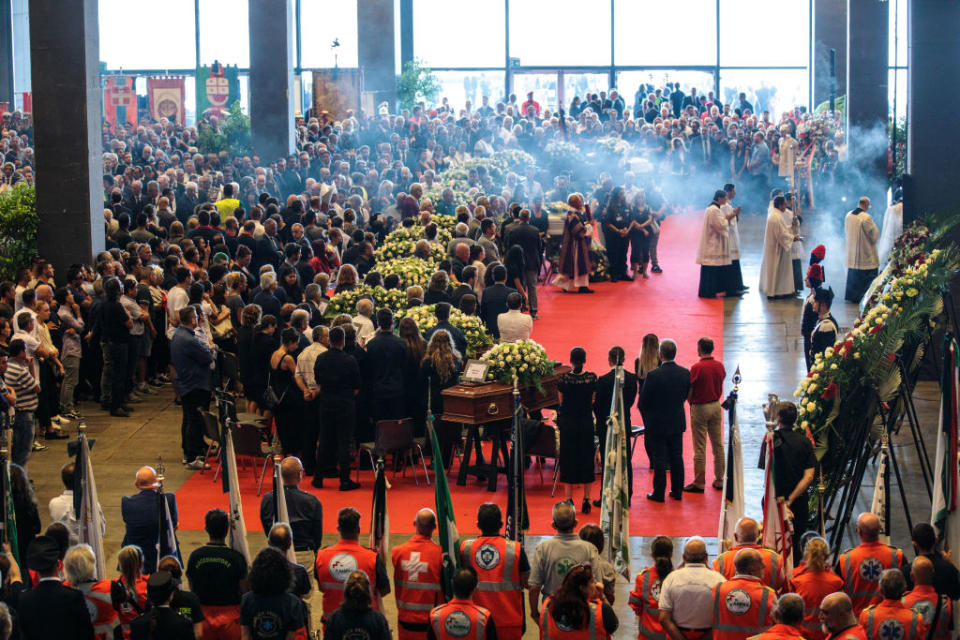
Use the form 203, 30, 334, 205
432, 71, 506, 112
413, 0, 505, 68
198, 0, 250, 67
99, 0, 196, 70
614, 0, 717, 66
508, 0, 611, 67
300, 0, 358, 68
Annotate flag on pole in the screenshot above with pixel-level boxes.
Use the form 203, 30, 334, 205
220, 424, 250, 563
931, 337, 959, 549
870, 441, 891, 545
77, 431, 106, 579
157, 488, 181, 566
505, 383, 528, 544
273, 458, 297, 564
430, 420, 460, 598
761, 431, 794, 577
718, 390, 744, 553
0, 458, 18, 565
370, 458, 389, 609
600, 366, 630, 579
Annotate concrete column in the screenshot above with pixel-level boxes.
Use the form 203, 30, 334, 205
0, 0, 13, 105
357, 0, 397, 108
29, 0, 104, 270
905, 0, 960, 223
813, 0, 846, 107
248, 0, 294, 161
845, 0, 888, 202
399, 0, 413, 70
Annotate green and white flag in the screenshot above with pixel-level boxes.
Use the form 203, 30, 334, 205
931, 337, 959, 546
430, 420, 460, 598
600, 365, 630, 579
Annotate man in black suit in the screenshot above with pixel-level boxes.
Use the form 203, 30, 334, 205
18, 536, 95, 640
451, 265, 477, 310
364, 308, 408, 422
638, 339, 691, 502
505, 209, 544, 319
425, 302, 468, 357
121, 466, 179, 573
594, 346, 639, 500
479, 264, 516, 339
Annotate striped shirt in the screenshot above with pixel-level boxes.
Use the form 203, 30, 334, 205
5, 360, 37, 411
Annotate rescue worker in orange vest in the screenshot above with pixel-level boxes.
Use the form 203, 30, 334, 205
63, 544, 122, 640
858, 570, 925, 640
539, 563, 619, 640
746, 593, 806, 640
820, 593, 867, 640
787, 537, 843, 640
315, 507, 390, 625
902, 557, 951, 640
392, 509, 444, 640
461, 503, 530, 640
428, 567, 497, 640
710, 548, 776, 640
835, 513, 904, 617
629, 536, 674, 640
714, 518, 786, 592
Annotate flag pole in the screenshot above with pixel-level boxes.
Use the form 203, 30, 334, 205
506, 373, 526, 543
156, 455, 166, 561
817, 464, 826, 538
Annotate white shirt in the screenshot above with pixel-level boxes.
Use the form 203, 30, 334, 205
165, 286, 190, 339
658, 563, 726, 628
352, 314, 375, 345
497, 309, 532, 343
49, 489, 106, 546
296, 341, 327, 390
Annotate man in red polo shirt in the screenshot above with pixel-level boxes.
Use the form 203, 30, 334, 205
684, 336, 726, 493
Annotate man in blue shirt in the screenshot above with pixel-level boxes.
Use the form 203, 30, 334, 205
169, 306, 214, 470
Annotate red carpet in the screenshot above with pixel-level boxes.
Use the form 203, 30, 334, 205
176, 213, 725, 537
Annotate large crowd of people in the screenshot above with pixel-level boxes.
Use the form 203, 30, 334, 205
0, 77, 898, 640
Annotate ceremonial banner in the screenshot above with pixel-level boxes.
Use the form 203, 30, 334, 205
272, 459, 297, 564
104, 75, 137, 131
761, 432, 793, 577
221, 426, 251, 563
430, 421, 460, 598
370, 458, 389, 609
505, 385, 528, 544
932, 338, 959, 547
718, 391, 744, 552
870, 442, 891, 545
600, 366, 630, 579
77, 432, 106, 579
311, 69, 362, 119
196, 61, 240, 119
148, 76, 186, 124
0, 460, 17, 565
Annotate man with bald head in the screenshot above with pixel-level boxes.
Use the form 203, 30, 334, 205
749, 593, 806, 640
121, 465, 179, 573
710, 548, 776, 640
820, 592, 867, 640
259, 456, 324, 560
392, 508, 444, 640
528, 501, 600, 622
902, 556, 951, 640
858, 569, 926, 640
714, 517, 786, 591
835, 512, 904, 616
659, 537, 726, 640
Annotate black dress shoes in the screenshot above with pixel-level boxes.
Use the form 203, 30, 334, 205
669, 492, 683, 501
646, 493, 665, 503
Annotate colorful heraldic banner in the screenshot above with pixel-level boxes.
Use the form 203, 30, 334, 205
148, 76, 186, 124
104, 75, 137, 131
196, 62, 240, 119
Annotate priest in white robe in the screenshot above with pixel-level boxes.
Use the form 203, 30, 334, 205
722, 183, 746, 293
696, 190, 738, 298
844, 197, 880, 303
877, 193, 903, 265
759, 195, 797, 298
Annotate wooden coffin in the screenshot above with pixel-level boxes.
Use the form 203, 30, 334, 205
441, 366, 569, 424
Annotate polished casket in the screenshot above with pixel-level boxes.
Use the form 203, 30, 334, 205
440, 365, 569, 425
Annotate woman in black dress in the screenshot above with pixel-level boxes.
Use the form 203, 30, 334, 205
236, 304, 261, 413
245, 314, 278, 415
419, 330, 461, 466
269, 327, 303, 455
558, 347, 598, 514
628, 191, 654, 279
399, 317, 428, 437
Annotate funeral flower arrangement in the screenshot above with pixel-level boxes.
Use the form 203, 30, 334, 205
401, 304, 494, 358
794, 218, 959, 501
374, 239, 414, 261
598, 137, 630, 158
544, 141, 581, 170
481, 339, 555, 390
325, 285, 375, 319
589, 242, 610, 282
375, 257, 435, 289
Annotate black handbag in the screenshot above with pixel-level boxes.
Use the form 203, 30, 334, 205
261, 368, 287, 410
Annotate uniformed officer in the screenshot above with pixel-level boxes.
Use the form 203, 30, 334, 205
315, 508, 390, 624
820, 593, 868, 640
901, 557, 951, 640
601, 186, 633, 281
809, 287, 838, 365
392, 509, 444, 640
460, 503, 530, 640
710, 549, 776, 640
858, 570, 926, 640
428, 567, 497, 640
746, 593, 806, 640
713, 518, 786, 592
629, 536, 673, 640
835, 514, 904, 617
